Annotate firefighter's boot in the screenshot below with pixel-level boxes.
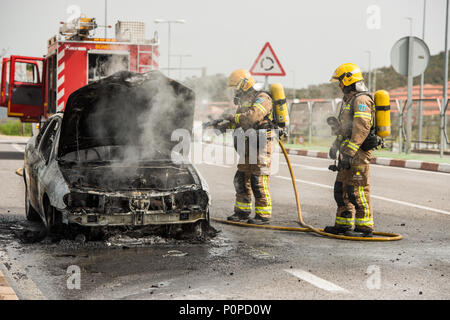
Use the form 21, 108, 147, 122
323, 225, 350, 235
247, 214, 270, 225
352, 227, 373, 237
227, 212, 250, 222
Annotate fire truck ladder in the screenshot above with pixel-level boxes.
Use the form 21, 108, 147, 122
137, 45, 154, 72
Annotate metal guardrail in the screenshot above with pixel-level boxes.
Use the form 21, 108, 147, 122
193, 97, 449, 156
287, 98, 450, 155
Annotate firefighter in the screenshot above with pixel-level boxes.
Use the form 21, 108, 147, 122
325, 63, 376, 237
217, 69, 275, 225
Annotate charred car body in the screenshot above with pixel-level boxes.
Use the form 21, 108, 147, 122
23, 71, 210, 232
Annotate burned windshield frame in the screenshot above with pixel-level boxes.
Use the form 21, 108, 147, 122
39, 118, 60, 164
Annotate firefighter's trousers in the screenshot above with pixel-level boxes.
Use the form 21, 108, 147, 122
234, 171, 272, 218
233, 130, 274, 218
334, 149, 374, 231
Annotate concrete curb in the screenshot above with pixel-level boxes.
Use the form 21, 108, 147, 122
0, 269, 19, 300
285, 148, 450, 174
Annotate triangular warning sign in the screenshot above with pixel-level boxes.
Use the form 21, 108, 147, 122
250, 42, 286, 76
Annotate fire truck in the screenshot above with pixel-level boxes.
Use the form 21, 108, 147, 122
0, 16, 159, 123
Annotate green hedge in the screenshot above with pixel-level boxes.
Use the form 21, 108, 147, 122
0, 119, 32, 136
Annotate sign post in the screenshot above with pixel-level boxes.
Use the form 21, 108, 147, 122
391, 36, 430, 154
250, 42, 286, 90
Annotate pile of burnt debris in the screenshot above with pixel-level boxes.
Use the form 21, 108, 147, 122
0, 216, 218, 247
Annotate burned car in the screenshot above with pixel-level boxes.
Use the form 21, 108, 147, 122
23, 71, 211, 235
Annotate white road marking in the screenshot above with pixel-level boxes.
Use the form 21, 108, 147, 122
279, 161, 328, 171
197, 142, 450, 215
285, 269, 350, 293
274, 175, 332, 190
197, 143, 450, 214
203, 161, 232, 168
11, 143, 25, 153
369, 195, 450, 216
199, 142, 450, 175
273, 175, 450, 216
286, 152, 450, 176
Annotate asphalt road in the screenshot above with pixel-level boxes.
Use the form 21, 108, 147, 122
0, 137, 449, 300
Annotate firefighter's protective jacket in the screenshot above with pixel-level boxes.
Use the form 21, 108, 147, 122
339, 92, 375, 158
220, 90, 274, 175
230, 91, 273, 130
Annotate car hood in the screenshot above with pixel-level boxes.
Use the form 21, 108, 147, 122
58, 70, 195, 158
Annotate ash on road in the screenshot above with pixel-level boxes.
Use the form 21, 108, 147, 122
1, 138, 449, 300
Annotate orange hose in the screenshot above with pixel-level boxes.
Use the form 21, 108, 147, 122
212, 140, 403, 242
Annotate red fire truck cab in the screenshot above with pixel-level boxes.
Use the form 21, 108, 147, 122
0, 17, 159, 122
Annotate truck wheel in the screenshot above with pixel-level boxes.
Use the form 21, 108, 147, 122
25, 185, 41, 222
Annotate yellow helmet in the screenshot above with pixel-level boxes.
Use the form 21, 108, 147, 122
330, 63, 364, 87
227, 69, 255, 91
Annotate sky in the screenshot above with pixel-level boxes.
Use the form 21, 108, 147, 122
0, 0, 448, 89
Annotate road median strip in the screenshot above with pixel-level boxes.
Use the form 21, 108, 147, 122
202, 141, 449, 173
284, 148, 450, 174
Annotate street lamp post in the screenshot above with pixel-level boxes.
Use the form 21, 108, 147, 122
419, 0, 427, 144
405, 17, 413, 36
372, 69, 382, 92
154, 19, 186, 77
364, 50, 372, 92
404, 17, 414, 154
104, 0, 108, 38
170, 54, 192, 80
291, 70, 296, 101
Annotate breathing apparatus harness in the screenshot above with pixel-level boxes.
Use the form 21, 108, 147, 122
347, 92, 382, 152
207, 84, 401, 241
328, 91, 382, 172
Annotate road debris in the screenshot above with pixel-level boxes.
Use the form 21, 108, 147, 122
163, 250, 188, 257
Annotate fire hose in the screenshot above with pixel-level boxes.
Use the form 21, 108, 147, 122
212, 140, 402, 241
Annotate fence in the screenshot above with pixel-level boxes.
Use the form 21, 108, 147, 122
193, 97, 450, 155
288, 99, 337, 149
288, 98, 450, 154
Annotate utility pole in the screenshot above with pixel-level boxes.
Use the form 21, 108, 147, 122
154, 19, 186, 77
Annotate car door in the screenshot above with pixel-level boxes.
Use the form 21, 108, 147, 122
30, 118, 60, 213
0, 56, 45, 122
25, 119, 51, 213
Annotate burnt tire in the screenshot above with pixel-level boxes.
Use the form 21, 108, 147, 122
43, 197, 63, 234
181, 219, 218, 239
25, 184, 41, 222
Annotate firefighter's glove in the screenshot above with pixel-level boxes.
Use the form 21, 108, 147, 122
221, 112, 235, 122
278, 128, 288, 139
329, 138, 339, 160
329, 146, 337, 160
215, 121, 231, 134
340, 153, 353, 170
